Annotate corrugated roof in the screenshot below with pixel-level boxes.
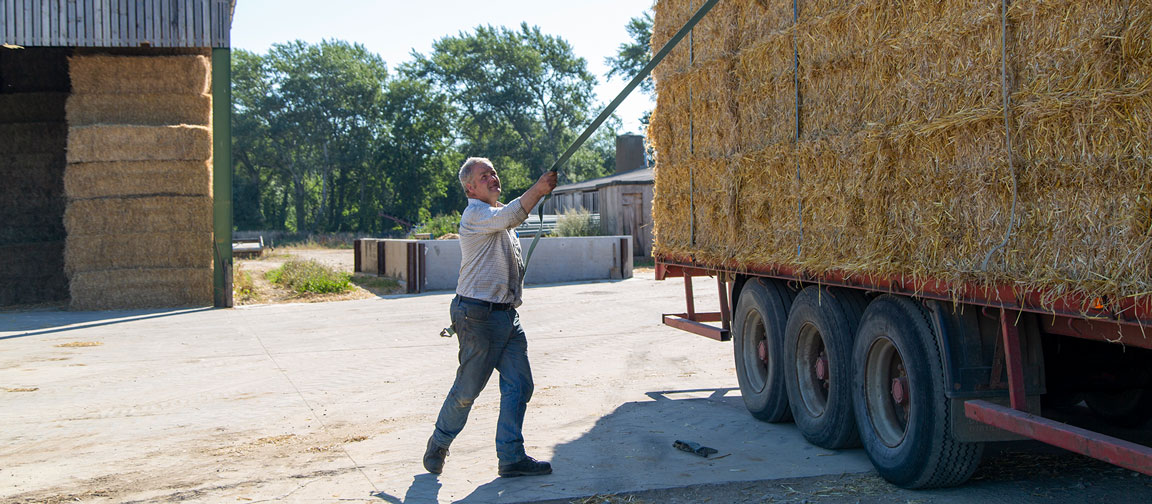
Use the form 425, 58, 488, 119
554, 168, 653, 194
1, 0, 234, 48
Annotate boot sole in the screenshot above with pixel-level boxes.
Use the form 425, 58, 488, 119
498, 468, 552, 478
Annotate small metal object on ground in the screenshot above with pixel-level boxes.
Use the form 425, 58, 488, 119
674, 440, 718, 458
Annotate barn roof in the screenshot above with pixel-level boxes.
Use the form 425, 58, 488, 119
554, 168, 653, 194
2, 0, 234, 48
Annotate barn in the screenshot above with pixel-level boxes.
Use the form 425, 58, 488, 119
1, 0, 234, 309
544, 134, 655, 258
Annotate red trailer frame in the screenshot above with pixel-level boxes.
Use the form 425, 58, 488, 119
656, 255, 1152, 476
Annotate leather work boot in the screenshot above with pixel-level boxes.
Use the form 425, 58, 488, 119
497, 455, 552, 478
423, 437, 449, 474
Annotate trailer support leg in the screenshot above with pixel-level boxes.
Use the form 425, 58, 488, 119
684, 274, 696, 320
1000, 309, 1027, 411
717, 276, 731, 331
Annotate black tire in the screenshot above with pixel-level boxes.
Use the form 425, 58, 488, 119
783, 286, 867, 449
1085, 388, 1152, 428
852, 295, 984, 489
733, 278, 794, 422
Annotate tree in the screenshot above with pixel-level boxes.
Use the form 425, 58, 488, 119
605, 10, 653, 95
405, 23, 613, 198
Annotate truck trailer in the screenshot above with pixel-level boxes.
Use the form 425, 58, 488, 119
648, 0, 1152, 488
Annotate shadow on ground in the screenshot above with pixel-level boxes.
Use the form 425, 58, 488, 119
0, 307, 214, 338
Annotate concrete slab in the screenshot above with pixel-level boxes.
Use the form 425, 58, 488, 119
0, 272, 872, 503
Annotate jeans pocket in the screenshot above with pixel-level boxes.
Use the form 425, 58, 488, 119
463, 305, 490, 323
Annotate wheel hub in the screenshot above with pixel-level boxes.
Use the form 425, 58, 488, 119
758, 340, 769, 364
815, 354, 829, 381
891, 376, 909, 405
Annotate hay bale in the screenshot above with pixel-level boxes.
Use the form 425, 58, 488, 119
0, 47, 71, 93
0, 241, 65, 277
69, 55, 211, 95
64, 232, 213, 273
66, 93, 212, 127
0, 123, 68, 154
66, 124, 212, 163
68, 268, 213, 310
0, 274, 69, 306
63, 196, 212, 236
0, 93, 68, 123
0, 154, 65, 200
64, 160, 211, 199
651, 0, 1152, 307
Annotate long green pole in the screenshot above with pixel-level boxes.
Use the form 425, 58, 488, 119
523, 0, 720, 268
212, 48, 234, 308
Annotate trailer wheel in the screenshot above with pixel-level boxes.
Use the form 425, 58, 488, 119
733, 278, 794, 422
852, 295, 984, 489
783, 286, 867, 449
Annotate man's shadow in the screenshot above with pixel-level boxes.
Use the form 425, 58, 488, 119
373, 473, 442, 504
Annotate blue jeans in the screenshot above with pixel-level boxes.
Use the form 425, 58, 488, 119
432, 297, 533, 465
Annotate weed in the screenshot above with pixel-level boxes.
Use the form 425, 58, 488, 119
556, 208, 601, 237
266, 259, 353, 294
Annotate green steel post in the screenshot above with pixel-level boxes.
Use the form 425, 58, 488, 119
212, 48, 234, 307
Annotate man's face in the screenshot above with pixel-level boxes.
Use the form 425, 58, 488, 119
467, 164, 501, 203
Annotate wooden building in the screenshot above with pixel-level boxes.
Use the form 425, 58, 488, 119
544, 134, 655, 258
1, 0, 235, 309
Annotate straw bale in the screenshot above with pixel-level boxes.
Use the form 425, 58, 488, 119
0, 48, 71, 93
0, 224, 65, 246
0, 123, 68, 154
0, 241, 65, 277
64, 196, 212, 236
66, 93, 212, 127
652, 0, 740, 81
0, 93, 68, 123
64, 232, 213, 273
68, 268, 213, 310
65, 160, 212, 199
651, 0, 1152, 306
69, 55, 211, 95
0, 274, 69, 306
66, 125, 212, 163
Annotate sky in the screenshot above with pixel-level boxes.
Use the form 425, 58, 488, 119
230, 0, 657, 134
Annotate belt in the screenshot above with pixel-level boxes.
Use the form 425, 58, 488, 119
457, 295, 514, 311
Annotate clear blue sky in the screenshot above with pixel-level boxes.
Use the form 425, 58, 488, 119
231, 0, 656, 134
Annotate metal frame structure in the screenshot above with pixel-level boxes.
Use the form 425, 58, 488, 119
656, 255, 1152, 476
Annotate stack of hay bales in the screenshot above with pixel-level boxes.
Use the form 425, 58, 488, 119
649, 0, 1151, 306
64, 55, 214, 309
0, 48, 71, 306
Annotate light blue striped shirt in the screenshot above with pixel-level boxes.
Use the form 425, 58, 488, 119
456, 198, 529, 307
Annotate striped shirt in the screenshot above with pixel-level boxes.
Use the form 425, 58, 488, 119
456, 197, 529, 307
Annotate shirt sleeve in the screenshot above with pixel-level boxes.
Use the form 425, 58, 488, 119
460, 198, 530, 234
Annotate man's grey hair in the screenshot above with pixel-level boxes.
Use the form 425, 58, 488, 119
458, 157, 493, 191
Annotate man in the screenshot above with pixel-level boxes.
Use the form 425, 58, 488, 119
424, 157, 558, 478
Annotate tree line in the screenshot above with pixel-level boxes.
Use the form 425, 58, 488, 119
230, 22, 643, 235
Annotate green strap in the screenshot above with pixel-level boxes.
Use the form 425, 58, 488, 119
523, 0, 721, 269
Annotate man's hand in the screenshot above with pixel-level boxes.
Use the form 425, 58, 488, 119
520, 171, 559, 213
534, 171, 558, 195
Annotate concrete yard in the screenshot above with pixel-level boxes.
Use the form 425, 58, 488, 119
1, 273, 873, 503
5, 272, 1152, 504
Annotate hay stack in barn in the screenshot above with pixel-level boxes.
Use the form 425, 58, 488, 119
64, 54, 214, 310
0, 47, 71, 306
649, 0, 1152, 310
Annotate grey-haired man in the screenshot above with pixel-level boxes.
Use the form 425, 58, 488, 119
424, 157, 557, 477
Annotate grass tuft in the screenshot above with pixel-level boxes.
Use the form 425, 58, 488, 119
266, 259, 353, 295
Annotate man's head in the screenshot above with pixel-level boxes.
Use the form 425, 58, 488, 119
459, 157, 501, 204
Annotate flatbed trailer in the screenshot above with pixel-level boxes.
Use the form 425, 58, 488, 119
656, 255, 1152, 488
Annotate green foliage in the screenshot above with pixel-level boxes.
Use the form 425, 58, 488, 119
605, 11, 653, 95
555, 208, 601, 237
266, 259, 353, 294
404, 23, 615, 200
412, 212, 461, 238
